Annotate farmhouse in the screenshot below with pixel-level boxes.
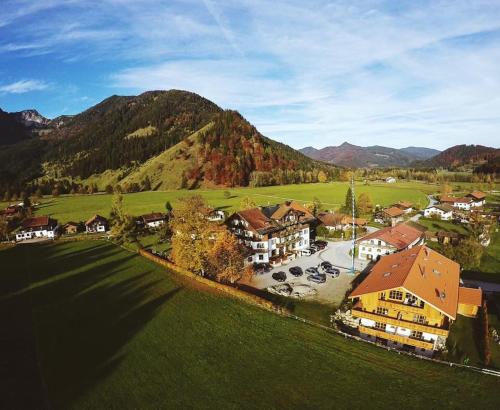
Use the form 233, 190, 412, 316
439, 195, 474, 211
139, 212, 168, 228
423, 204, 453, 220
16, 216, 58, 241
0, 205, 22, 220
63, 222, 80, 235
358, 223, 425, 261
207, 209, 226, 222
349, 245, 482, 356
393, 201, 413, 214
227, 201, 314, 266
85, 214, 108, 233
467, 191, 486, 207
385, 177, 396, 183
318, 212, 367, 231
381, 206, 405, 226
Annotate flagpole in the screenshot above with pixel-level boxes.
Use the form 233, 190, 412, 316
351, 174, 356, 275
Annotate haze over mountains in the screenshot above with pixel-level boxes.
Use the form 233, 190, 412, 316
299, 143, 441, 168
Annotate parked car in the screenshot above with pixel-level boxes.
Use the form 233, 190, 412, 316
326, 267, 340, 278
310, 244, 319, 251
320, 261, 332, 270
307, 273, 326, 284
305, 267, 320, 275
302, 249, 312, 256
267, 283, 293, 296
289, 266, 303, 277
314, 240, 327, 250
307, 247, 317, 254
253, 263, 271, 274
272, 271, 287, 282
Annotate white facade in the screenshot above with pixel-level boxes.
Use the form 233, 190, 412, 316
86, 224, 106, 233
358, 236, 423, 261
207, 210, 225, 222
16, 228, 56, 241
146, 220, 165, 228
454, 201, 471, 211
423, 206, 453, 220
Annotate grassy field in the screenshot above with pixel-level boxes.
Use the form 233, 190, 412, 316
1, 240, 500, 409
417, 218, 471, 235
1, 181, 432, 224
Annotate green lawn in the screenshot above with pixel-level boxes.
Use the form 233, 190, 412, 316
1, 181, 430, 224
417, 218, 471, 235
1, 240, 500, 409
445, 316, 482, 367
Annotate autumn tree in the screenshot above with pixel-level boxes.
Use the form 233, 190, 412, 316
240, 196, 256, 210
441, 184, 452, 196
109, 193, 135, 243
317, 170, 328, 183
206, 228, 245, 283
357, 192, 373, 215
305, 197, 322, 216
447, 238, 484, 270
169, 195, 212, 273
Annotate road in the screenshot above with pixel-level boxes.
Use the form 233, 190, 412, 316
409, 194, 436, 222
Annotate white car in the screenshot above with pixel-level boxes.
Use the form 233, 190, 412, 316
302, 249, 312, 256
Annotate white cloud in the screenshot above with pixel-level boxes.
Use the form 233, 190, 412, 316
0, 79, 49, 94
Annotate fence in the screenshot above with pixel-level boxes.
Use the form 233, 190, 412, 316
137, 247, 500, 378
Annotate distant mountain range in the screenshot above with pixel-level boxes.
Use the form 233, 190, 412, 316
299, 142, 441, 168
0, 90, 337, 193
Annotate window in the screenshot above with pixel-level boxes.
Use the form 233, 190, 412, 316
256, 243, 265, 249
376, 307, 388, 315
375, 322, 386, 330
378, 240, 382, 246
258, 255, 264, 261
413, 314, 426, 324
405, 293, 417, 305
389, 290, 403, 301
411, 330, 423, 339
361, 246, 366, 251
379, 292, 386, 300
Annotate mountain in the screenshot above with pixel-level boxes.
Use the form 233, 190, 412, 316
0, 108, 32, 146
298, 142, 436, 168
0, 90, 337, 194
414, 144, 500, 171
399, 146, 440, 159
12, 109, 50, 129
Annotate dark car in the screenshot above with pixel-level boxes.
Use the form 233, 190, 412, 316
320, 261, 332, 270
272, 271, 287, 282
314, 240, 327, 250
307, 273, 326, 284
307, 247, 317, 254
253, 263, 272, 274
305, 267, 320, 275
289, 266, 303, 277
326, 267, 340, 278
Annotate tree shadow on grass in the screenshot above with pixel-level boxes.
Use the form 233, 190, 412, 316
0, 242, 183, 410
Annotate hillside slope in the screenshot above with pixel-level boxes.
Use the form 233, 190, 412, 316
414, 144, 499, 170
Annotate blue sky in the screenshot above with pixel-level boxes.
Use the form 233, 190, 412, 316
1, 0, 500, 150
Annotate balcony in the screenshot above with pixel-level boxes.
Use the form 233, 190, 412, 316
378, 299, 424, 315
359, 325, 434, 350
352, 309, 449, 337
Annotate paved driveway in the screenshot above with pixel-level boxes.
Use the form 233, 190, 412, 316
246, 240, 370, 305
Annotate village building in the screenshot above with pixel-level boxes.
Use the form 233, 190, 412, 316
63, 222, 80, 235
380, 206, 405, 226
226, 201, 315, 266
318, 212, 367, 231
385, 177, 396, 183
467, 191, 486, 207
85, 214, 109, 233
358, 223, 425, 261
393, 201, 414, 214
0, 205, 22, 220
207, 209, 226, 222
423, 204, 453, 220
439, 195, 475, 211
349, 245, 482, 356
139, 212, 168, 229
436, 231, 463, 245
15, 216, 58, 241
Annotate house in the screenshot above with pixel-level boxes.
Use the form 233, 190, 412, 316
139, 212, 167, 228
385, 177, 396, 183
436, 231, 463, 245
63, 222, 80, 235
15, 216, 58, 241
357, 223, 425, 261
349, 245, 482, 355
85, 214, 108, 233
318, 212, 367, 231
381, 206, 405, 226
226, 201, 314, 266
0, 205, 22, 220
393, 201, 413, 214
467, 191, 486, 207
440, 195, 473, 211
207, 209, 226, 222
423, 204, 453, 220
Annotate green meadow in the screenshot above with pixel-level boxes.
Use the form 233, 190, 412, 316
1, 240, 499, 409
2, 181, 437, 223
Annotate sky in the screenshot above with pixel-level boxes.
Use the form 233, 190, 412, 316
1, 0, 500, 150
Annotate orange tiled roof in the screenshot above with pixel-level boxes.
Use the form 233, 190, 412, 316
468, 191, 486, 200
340, 215, 367, 226
85, 214, 108, 226
458, 287, 482, 307
22, 216, 55, 229
383, 206, 405, 218
289, 201, 315, 220
349, 245, 460, 319
395, 201, 413, 209
439, 195, 456, 203
318, 212, 344, 226
455, 197, 473, 204
238, 208, 276, 233
359, 223, 424, 250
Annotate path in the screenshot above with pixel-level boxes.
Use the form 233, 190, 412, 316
410, 194, 435, 222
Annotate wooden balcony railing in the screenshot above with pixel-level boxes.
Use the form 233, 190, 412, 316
358, 325, 435, 350
352, 309, 449, 337
378, 299, 425, 315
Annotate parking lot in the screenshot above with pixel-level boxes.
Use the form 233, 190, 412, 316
246, 240, 371, 305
